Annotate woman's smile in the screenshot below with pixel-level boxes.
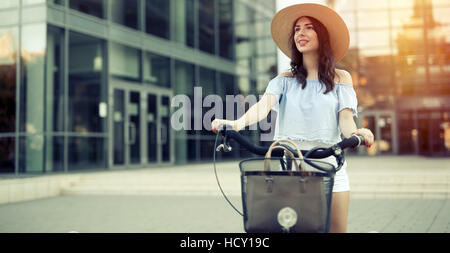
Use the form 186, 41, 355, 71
297, 39, 309, 47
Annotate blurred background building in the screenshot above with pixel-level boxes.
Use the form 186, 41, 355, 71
0, 0, 277, 174
330, 0, 450, 157
0, 0, 449, 175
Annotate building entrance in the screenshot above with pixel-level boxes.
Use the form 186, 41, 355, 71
359, 110, 398, 155
110, 81, 173, 168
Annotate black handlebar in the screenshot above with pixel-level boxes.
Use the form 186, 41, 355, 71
216, 125, 365, 159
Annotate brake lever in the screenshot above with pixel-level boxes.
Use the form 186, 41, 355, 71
216, 143, 232, 152
215, 126, 233, 152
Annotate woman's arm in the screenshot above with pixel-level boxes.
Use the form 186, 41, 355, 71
339, 108, 358, 138
339, 110, 374, 147
211, 93, 278, 132
337, 69, 374, 146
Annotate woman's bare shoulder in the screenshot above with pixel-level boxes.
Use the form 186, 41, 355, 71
334, 69, 353, 85
278, 71, 294, 78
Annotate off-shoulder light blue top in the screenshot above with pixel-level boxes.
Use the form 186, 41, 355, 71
264, 76, 358, 144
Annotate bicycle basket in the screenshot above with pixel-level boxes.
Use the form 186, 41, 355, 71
238, 157, 336, 233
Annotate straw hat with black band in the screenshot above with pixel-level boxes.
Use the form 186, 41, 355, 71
271, 3, 350, 63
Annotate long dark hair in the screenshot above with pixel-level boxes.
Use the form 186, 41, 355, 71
290, 16, 336, 94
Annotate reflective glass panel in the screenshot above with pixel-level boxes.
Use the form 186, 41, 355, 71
146, 0, 170, 39
45, 136, 64, 172
173, 0, 195, 47
23, 0, 46, 5
68, 137, 106, 170
47, 26, 65, 132
110, 42, 140, 81
357, 29, 390, 49
68, 32, 106, 133
389, 0, 415, 9
161, 96, 170, 162
48, 0, 65, 5
339, 11, 356, 30
0, 27, 17, 133
113, 89, 125, 165
186, 0, 195, 47
187, 139, 197, 161
357, 11, 389, 28
143, 52, 170, 87
0, 1, 19, 8
174, 60, 194, 95
357, 0, 388, 9
70, 0, 104, 18
110, 0, 138, 29
20, 23, 46, 134
147, 94, 157, 162
218, 72, 235, 97
199, 67, 215, 136
19, 135, 45, 173
129, 91, 140, 164
199, 67, 215, 96
200, 139, 214, 160
219, 0, 233, 59
174, 60, 195, 136
199, 0, 216, 54
0, 137, 15, 173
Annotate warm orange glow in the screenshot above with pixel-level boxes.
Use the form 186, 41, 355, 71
359, 76, 367, 86
444, 122, 450, 151
0, 30, 15, 65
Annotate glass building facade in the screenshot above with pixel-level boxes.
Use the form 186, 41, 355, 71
330, 0, 450, 156
0, 0, 277, 174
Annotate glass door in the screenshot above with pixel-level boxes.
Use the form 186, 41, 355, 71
160, 95, 171, 162
112, 87, 173, 168
147, 94, 157, 162
113, 89, 125, 165
361, 111, 397, 155
112, 88, 141, 166
147, 93, 172, 164
129, 91, 141, 164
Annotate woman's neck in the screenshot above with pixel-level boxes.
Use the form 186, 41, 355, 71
302, 52, 319, 80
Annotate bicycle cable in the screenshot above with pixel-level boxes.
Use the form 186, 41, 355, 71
213, 131, 244, 217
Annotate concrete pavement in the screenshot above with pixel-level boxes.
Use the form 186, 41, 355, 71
61, 155, 450, 199
0, 195, 449, 233
1, 155, 450, 233
1, 155, 450, 205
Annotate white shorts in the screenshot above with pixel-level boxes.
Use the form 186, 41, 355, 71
282, 140, 351, 193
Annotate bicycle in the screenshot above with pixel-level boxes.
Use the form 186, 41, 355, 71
213, 125, 366, 233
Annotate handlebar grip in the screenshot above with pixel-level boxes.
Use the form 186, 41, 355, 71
338, 135, 366, 149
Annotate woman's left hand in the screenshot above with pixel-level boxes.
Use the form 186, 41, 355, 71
352, 128, 375, 148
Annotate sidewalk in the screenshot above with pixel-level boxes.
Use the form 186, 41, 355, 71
1, 155, 450, 205
62, 155, 450, 199
1, 155, 450, 233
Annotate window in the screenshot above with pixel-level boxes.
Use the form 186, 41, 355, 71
143, 52, 170, 87
70, 0, 104, 19
110, 42, 140, 81
68, 32, 106, 133
110, 0, 138, 29
68, 32, 106, 171
146, 0, 170, 39
47, 26, 65, 132
219, 0, 233, 59
0, 27, 17, 133
174, 60, 195, 162
199, 0, 216, 54
173, 0, 194, 47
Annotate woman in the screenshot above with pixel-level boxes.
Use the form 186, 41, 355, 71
211, 4, 374, 233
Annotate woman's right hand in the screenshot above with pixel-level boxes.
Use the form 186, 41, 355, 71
211, 119, 239, 133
